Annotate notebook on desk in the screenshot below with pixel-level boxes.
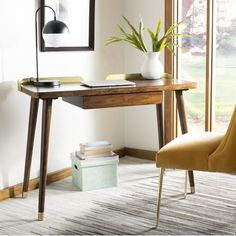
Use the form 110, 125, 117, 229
81, 80, 136, 88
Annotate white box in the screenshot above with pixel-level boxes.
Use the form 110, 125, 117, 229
71, 153, 119, 191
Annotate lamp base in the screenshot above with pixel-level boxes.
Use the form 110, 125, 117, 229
33, 80, 60, 87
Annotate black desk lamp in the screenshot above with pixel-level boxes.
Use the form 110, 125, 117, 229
34, 6, 69, 87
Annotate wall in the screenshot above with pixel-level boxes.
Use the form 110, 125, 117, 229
0, 0, 165, 190
0, 0, 125, 189
123, 0, 164, 151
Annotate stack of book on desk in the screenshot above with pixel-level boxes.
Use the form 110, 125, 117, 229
75, 140, 114, 160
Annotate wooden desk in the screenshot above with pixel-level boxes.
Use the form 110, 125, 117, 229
19, 77, 197, 221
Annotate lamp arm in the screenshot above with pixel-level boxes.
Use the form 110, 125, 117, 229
35, 6, 57, 81
35, 6, 56, 21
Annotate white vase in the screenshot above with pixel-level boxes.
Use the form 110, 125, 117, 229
141, 52, 164, 79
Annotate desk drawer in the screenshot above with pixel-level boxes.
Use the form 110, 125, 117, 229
63, 92, 163, 109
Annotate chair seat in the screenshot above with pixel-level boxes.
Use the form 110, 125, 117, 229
156, 132, 224, 171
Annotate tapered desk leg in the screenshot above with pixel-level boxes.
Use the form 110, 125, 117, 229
38, 99, 53, 221
175, 90, 195, 194
22, 97, 39, 198
156, 104, 164, 149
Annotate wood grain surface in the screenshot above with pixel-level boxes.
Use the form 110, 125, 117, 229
19, 79, 197, 99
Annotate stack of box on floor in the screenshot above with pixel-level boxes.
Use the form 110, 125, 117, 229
71, 141, 119, 191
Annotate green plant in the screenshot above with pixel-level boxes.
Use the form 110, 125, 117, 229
106, 16, 188, 54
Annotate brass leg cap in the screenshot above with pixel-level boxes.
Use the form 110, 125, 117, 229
38, 212, 44, 221
22, 192, 28, 199
184, 192, 187, 199
190, 186, 195, 194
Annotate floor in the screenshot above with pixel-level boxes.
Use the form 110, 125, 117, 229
0, 157, 158, 235
0, 156, 236, 235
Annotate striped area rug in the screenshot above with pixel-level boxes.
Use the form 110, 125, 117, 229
0, 168, 236, 234
60, 171, 236, 235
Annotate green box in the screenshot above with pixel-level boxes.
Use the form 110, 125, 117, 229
71, 153, 119, 191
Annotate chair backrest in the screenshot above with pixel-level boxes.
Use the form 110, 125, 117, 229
208, 106, 236, 172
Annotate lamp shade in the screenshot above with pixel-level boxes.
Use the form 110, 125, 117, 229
42, 20, 69, 47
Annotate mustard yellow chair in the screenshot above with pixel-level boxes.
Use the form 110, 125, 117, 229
155, 106, 236, 227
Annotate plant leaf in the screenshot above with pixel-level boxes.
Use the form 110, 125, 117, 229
166, 44, 176, 56
117, 24, 133, 40
139, 15, 144, 36
168, 33, 190, 37
155, 18, 162, 40
165, 21, 183, 37
105, 37, 123, 45
168, 42, 183, 48
138, 16, 147, 51
106, 16, 189, 53
122, 16, 140, 36
147, 28, 155, 40
122, 16, 147, 52
159, 38, 167, 51
147, 28, 156, 51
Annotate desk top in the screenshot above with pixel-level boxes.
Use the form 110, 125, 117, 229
19, 78, 197, 99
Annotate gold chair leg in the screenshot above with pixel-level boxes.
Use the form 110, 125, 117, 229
184, 170, 188, 199
190, 186, 195, 194
156, 168, 164, 228
184, 170, 195, 197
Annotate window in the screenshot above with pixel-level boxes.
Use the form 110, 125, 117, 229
214, 0, 236, 132
180, 0, 207, 132
166, 0, 236, 133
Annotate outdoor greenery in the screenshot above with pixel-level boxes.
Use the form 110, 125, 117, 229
106, 16, 187, 53
182, 53, 236, 132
